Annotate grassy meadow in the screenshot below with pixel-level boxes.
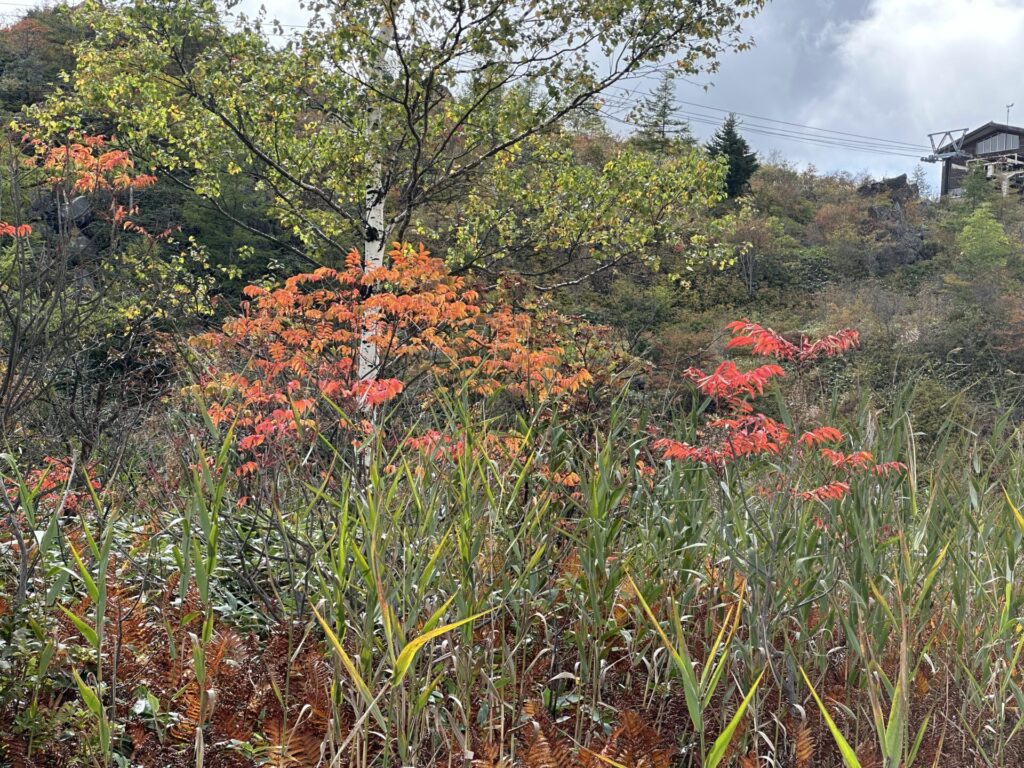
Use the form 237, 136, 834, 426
4, 372, 1024, 767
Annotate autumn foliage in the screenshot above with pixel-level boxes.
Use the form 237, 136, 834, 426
2, 456, 101, 515
33, 133, 158, 193
25, 134, 168, 241
193, 244, 606, 470
654, 320, 904, 501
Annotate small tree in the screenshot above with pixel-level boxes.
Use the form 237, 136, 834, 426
962, 166, 1000, 210
956, 203, 1015, 267
0, 136, 211, 453
629, 71, 695, 154
707, 113, 759, 197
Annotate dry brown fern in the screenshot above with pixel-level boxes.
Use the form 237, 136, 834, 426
1, 734, 71, 768
1, 736, 33, 768
914, 666, 930, 698
794, 720, 814, 768
524, 725, 574, 768
522, 700, 577, 768
471, 741, 511, 768
855, 740, 881, 768
580, 710, 674, 768
264, 715, 325, 767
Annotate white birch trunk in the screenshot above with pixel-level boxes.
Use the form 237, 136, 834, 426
357, 167, 387, 384
357, 15, 396, 387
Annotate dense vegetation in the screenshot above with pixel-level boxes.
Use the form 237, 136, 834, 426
3, 2, 1024, 767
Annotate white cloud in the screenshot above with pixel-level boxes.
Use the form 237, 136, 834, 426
798, 0, 1024, 179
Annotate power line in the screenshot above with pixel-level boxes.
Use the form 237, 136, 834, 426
603, 84, 929, 151
601, 108, 924, 160
599, 90, 929, 159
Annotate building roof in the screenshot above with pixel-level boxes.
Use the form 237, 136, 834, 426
938, 121, 1024, 153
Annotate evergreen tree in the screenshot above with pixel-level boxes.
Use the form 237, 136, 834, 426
707, 113, 759, 197
629, 71, 695, 155
956, 203, 1015, 266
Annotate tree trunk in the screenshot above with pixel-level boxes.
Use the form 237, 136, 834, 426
357, 14, 396, 387
357, 172, 388, 383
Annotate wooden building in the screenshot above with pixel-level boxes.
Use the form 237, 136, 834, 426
938, 122, 1024, 197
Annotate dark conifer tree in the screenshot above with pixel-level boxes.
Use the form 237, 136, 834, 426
707, 113, 759, 197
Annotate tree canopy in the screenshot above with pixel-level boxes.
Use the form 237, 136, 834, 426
39, 0, 764, 269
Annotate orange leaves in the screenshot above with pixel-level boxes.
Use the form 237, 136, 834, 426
653, 319, 905, 506
3, 456, 101, 514
654, 438, 700, 462
27, 135, 164, 242
799, 329, 861, 361
654, 413, 790, 470
725, 320, 797, 360
238, 434, 266, 452
819, 448, 874, 470
349, 378, 404, 408
684, 361, 784, 407
872, 460, 908, 477
195, 243, 600, 472
34, 135, 156, 194
797, 482, 851, 503
726, 319, 860, 363
798, 427, 843, 447
0, 222, 31, 237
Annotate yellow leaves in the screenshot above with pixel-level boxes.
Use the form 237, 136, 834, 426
1004, 488, 1024, 534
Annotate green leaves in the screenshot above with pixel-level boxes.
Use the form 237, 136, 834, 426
705, 668, 765, 768
956, 203, 1015, 266
801, 667, 861, 768
451, 135, 726, 277
42, 0, 761, 274
628, 572, 751, 766
392, 608, 494, 686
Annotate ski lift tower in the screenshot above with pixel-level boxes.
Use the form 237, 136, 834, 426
921, 128, 970, 164
921, 128, 970, 198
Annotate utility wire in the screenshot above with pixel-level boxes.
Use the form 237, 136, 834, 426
602, 84, 929, 151
602, 103, 927, 157
601, 108, 924, 159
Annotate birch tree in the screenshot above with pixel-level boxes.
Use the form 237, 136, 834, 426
37, 0, 764, 379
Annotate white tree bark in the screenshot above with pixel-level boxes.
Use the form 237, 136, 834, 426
357, 14, 396, 387
357, 167, 388, 384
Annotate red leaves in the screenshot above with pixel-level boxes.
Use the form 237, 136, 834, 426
872, 461, 908, 477
3, 456, 101, 514
799, 329, 861, 361
653, 319, 905, 507
725, 320, 797, 360
654, 414, 791, 469
684, 361, 784, 404
798, 427, 844, 447
819, 448, 874, 469
797, 482, 851, 502
726, 319, 860, 363
653, 438, 700, 462
349, 378, 404, 408
0, 223, 31, 237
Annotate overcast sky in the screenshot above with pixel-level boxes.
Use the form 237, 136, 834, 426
223, 0, 1024, 190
